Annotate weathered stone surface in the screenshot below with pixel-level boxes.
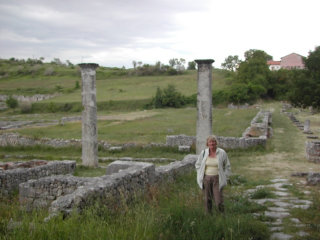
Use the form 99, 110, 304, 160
100, 157, 177, 163
270, 232, 292, 240
79, 63, 99, 167
195, 59, 214, 154
265, 211, 290, 219
20, 154, 198, 220
108, 146, 123, 152
178, 145, 190, 152
0, 160, 76, 196
307, 172, 320, 185
105, 161, 150, 175
0, 94, 59, 103
305, 141, 320, 163
166, 110, 271, 150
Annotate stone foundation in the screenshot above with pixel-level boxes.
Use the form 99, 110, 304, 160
0, 94, 59, 103
0, 133, 111, 149
166, 110, 271, 149
18, 155, 197, 219
305, 141, 320, 163
0, 160, 76, 196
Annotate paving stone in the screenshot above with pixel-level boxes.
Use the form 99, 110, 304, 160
252, 198, 278, 204
273, 191, 289, 197
265, 211, 290, 219
292, 204, 310, 210
273, 201, 293, 208
269, 183, 292, 190
270, 226, 283, 232
271, 179, 289, 183
290, 199, 312, 205
268, 207, 288, 212
271, 232, 292, 240
290, 218, 301, 224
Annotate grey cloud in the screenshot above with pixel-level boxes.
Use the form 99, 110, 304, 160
0, 0, 209, 63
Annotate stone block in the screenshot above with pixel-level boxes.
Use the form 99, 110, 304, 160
178, 145, 190, 152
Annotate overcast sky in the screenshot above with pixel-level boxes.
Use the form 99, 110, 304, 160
0, 0, 319, 68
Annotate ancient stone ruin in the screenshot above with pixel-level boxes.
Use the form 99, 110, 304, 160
195, 59, 214, 154
79, 63, 99, 167
18, 155, 197, 220
0, 160, 76, 196
166, 110, 272, 149
305, 140, 320, 163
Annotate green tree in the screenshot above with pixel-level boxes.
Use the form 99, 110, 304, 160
187, 61, 196, 70
236, 49, 272, 97
288, 46, 320, 109
221, 55, 240, 71
304, 46, 320, 79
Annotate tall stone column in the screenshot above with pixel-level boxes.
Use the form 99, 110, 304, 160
79, 63, 99, 167
195, 59, 214, 154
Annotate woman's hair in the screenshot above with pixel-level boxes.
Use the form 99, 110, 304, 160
206, 135, 218, 146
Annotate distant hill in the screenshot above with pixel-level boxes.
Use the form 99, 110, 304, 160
0, 58, 229, 106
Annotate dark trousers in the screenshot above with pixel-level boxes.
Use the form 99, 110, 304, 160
203, 175, 224, 213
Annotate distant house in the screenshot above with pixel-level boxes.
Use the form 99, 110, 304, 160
267, 53, 305, 71
281, 53, 305, 70
267, 60, 281, 71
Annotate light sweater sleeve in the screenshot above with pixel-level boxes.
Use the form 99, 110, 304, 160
195, 150, 204, 170
223, 152, 231, 179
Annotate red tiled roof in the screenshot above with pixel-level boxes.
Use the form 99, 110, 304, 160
267, 60, 281, 65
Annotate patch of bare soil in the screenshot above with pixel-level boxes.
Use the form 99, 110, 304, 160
98, 110, 159, 121
248, 151, 320, 178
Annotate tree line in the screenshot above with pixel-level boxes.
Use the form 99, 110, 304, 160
219, 46, 320, 109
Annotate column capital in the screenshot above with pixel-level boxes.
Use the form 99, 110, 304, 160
194, 59, 215, 64
78, 63, 99, 69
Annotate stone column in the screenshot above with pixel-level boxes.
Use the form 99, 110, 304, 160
303, 120, 311, 133
79, 63, 99, 167
195, 59, 214, 154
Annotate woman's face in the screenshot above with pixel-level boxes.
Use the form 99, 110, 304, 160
207, 139, 217, 149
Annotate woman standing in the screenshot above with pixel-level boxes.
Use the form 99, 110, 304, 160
195, 135, 231, 214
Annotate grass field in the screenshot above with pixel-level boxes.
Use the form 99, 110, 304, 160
1, 62, 320, 239
0, 68, 229, 102
5, 107, 258, 144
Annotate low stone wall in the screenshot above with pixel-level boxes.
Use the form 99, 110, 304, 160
0, 160, 76, 196
166, 135, 195, 147
19, 175, 88, 210
166, 135, 267, 150
242, 110, 272, 138
0, 133, 111, 149
305, 141, 320, 163
166, 110, 271, 150
155, 154, 197, 182
0, 94, 59, 102
19, 155, 198, 219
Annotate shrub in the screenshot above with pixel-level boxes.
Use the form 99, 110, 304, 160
20, 101, 32, 113
6, 96, 18, 108
75, 80, 80, 89
150, 84, 186, 108
44, 66, 55, 76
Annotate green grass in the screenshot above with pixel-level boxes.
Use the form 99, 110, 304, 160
0, 172, 270, 240
0, 145, 188, 163
0, 67, 229, 103
8, 107, 258, 144
250, 188, 276, 199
